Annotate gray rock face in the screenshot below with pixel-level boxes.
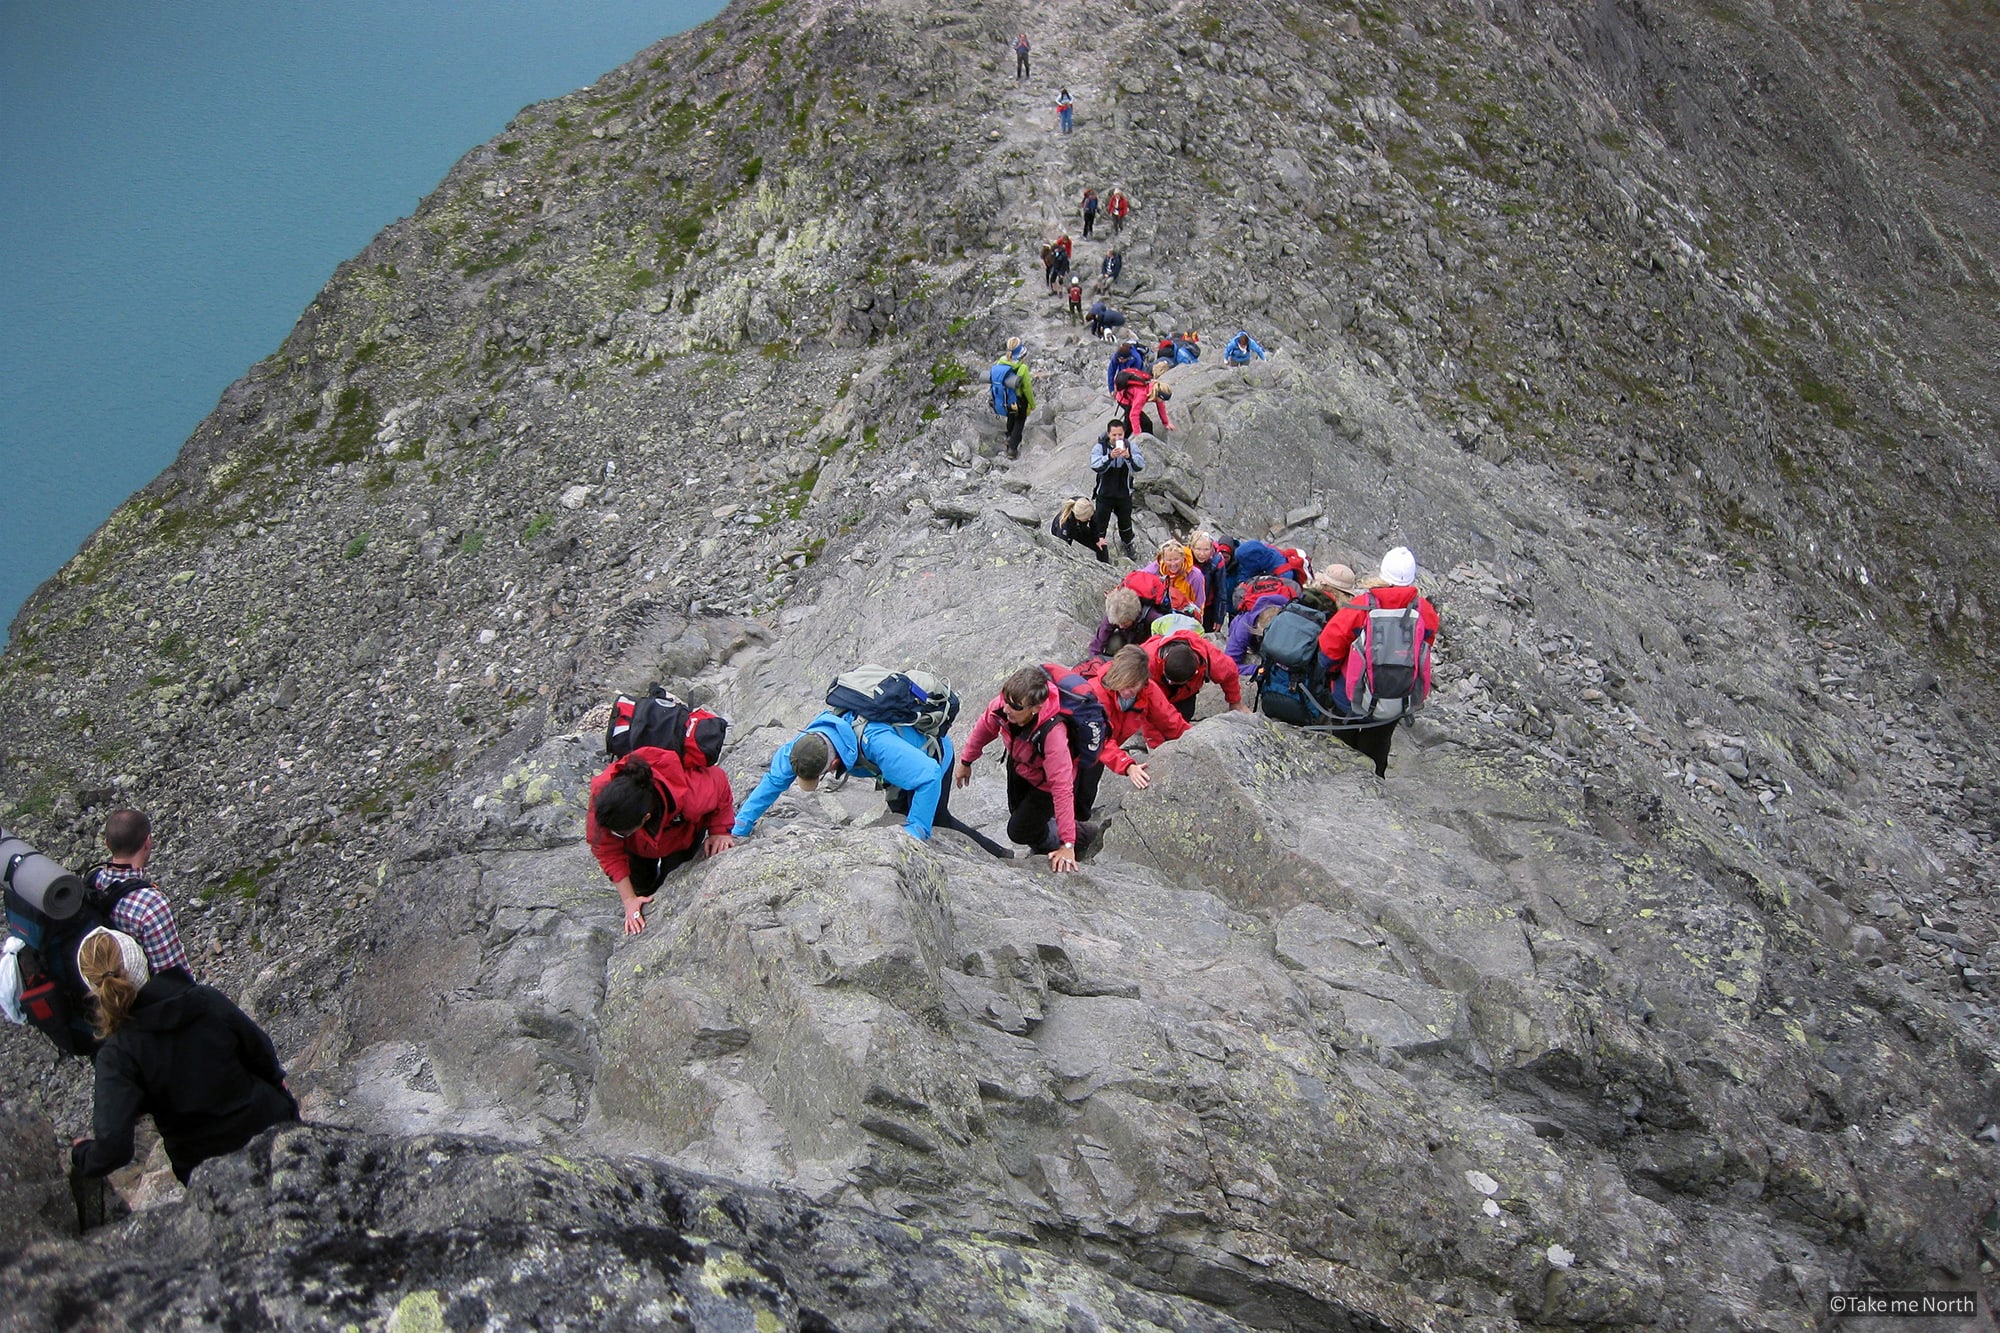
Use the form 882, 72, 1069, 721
3, 0, 1999, 1326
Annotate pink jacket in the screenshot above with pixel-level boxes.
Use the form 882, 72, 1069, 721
962, 689, 1081, 845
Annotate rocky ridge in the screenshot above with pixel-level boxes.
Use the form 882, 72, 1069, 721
3, 0, 1999, 1328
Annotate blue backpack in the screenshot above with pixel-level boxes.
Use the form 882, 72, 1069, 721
989, 362, 1021, 416
1254, 602, 1335, 727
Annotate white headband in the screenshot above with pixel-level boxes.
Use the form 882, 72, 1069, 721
77, 927, 150, 992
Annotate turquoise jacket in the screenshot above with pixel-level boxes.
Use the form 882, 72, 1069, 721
733, 711, 954, 840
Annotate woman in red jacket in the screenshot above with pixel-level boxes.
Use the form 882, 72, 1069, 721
587, 748, 735, 934
1080, 647, 1188, 789
1314, 547, 1441, 777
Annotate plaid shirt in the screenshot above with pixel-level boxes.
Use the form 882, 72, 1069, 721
87, 864, 193, 978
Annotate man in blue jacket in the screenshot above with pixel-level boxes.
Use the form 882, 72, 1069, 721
733, 713, 955, 842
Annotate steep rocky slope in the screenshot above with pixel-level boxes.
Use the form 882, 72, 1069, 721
3, 0, 1998, 1327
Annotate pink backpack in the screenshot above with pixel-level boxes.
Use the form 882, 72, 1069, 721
1340, 594, 1433, 721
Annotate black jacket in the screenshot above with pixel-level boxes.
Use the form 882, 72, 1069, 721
72, 972, 297, 1182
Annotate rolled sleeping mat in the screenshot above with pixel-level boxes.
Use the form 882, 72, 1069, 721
0, 834, 85, 920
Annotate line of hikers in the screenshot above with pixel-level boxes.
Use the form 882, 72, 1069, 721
583, 534, 1436, 921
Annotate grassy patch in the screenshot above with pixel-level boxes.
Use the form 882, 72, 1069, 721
1796, 373, 1856, 428
459, 530, 486, 556
523, 512, 555, 541
343, 533, 370, 559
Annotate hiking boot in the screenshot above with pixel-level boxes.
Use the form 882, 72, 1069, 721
1007, 444, 1019, 460
1074, 820, 1104, 863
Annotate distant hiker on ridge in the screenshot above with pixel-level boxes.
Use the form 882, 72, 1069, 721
1015, 33, 1031, 80
1056, 88, 1074, 134
1080, 187, 1100, 240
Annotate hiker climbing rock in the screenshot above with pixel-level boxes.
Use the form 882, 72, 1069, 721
1113, 363, 1169, 437
1067, 277, 1084, 323
82, 809, 193, 980
1055, 88, 1074, 134
587, 745, 735, 935
955, 666, 1106, 872
1087, 585, 1156, 659
1225, 564, 1327, 673
1080, 187, 1100, 239
989, 340, 1034, 459
1050, 496, 1107, 561
735, 685, 949, 844
1074, 646, 1187, 789
1146, 626, 1249, 734
1089, 417, 1142, 557
1106, 337, 1147, 392
1015, 32, 1030, 79
69, 927, 299, 1188
1224, 331, 1267, 365
1316, 547, 1440, 776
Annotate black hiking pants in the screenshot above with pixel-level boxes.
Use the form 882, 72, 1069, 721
628, 842, 706, 898
1017, 50, 1030, 78
1005, 402, 1028, 456
1335, 723, 1398, 778
1092, 491, 1134, 553
1082, 211, 1096, 239
1006, 764, 1103, 853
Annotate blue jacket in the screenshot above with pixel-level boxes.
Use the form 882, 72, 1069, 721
1172, 339, 1200, 365
1224, 331, 1267, 365
1106, 344, 1147, 391
734, 711, 955, 841
1101, 252, 1122, 280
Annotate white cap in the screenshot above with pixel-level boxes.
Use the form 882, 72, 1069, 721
78, 926, 150, 992
1381, 547, 1418, 587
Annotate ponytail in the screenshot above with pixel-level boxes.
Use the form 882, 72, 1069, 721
77, 930, 142, 1038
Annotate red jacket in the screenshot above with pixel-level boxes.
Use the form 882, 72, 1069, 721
1317, 586, 1441, 673
1078, 673, 1187, 774
1143, 631, 1241, 739
962, 689, 1082, 845
1054, 235, 1073, 260
585, 746, 734, 882
1108, 191, 1130, 217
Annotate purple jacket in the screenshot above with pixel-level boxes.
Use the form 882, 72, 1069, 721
1226, 593, 1295, 674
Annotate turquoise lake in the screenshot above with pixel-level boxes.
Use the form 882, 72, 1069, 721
1, 0, 723, 641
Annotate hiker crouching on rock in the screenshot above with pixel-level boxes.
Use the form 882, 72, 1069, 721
955, 667, 1103, 873
588, 748, 735, 934
1050, 496, 1107, 561
734, 715, 955, 845
1077, 646, 1187, 790
70, 928, 298, 1187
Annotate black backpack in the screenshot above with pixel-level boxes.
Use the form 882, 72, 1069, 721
605, 685, 728, 770
1009, 664, 1108, 769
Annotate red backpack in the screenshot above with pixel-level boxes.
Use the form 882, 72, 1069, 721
1119, 570, 1174, 622
1232, 575, 1299, 615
